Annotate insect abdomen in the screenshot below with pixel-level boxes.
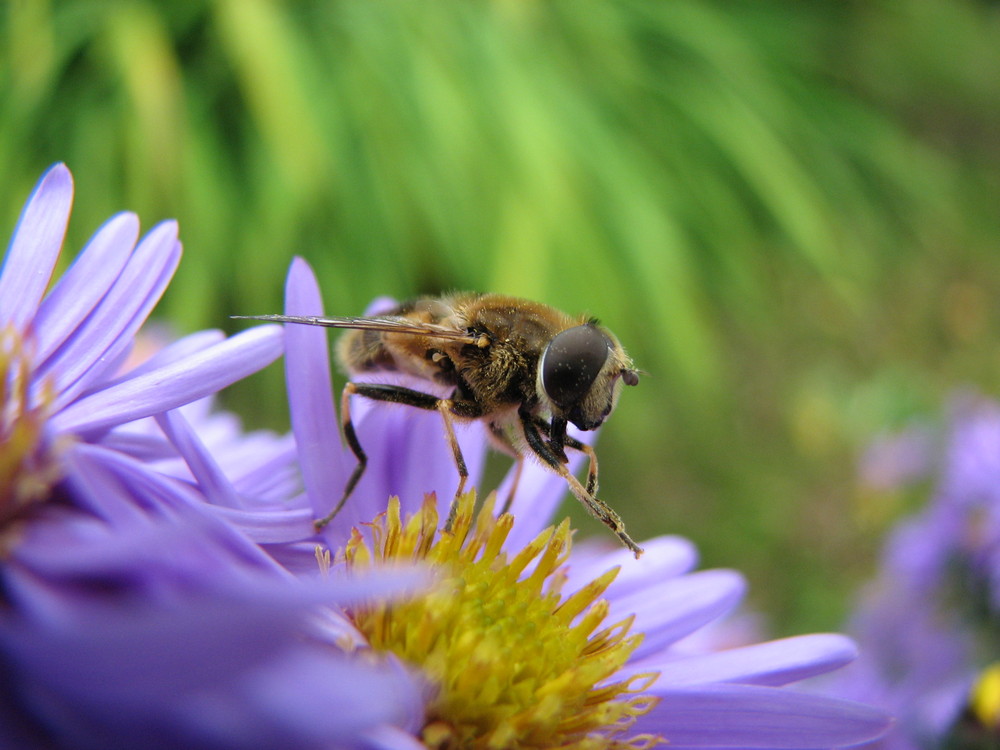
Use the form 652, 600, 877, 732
337, 328, 399, 374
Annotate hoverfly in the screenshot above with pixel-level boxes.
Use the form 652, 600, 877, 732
235, 293, 643, 556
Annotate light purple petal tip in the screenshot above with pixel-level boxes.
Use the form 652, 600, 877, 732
111, 329, 227, 383
0, 163, 73, 329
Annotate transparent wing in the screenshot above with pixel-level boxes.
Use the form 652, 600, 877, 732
231, 313, 487, 345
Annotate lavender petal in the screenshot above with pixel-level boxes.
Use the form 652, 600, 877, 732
643, 683, 892, 748
156, 409, 244, 510
33, 212, 139, 361
322, 395, 488, 537
647, 633, 859, 688
281, 257, 349, 519
51, 325, 282, 435
40, 221, 181, 407
105, 329, 227, 384
565, 535, 699, 596
211, 506, 316, 545
617, 569, 747, 659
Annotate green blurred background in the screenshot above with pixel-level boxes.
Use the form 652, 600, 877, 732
2, 0, 999, 635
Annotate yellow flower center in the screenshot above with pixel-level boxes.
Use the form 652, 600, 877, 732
971, 662, 1000, 729
1, 325, 59, 543
337, 492, 662, 750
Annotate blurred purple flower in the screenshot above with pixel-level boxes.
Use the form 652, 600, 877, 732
835, 394, 1000, 749
251, 257, 892, 749
857, 427, 936, 494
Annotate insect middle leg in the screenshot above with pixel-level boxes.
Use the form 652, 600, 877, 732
493, 419, 599, 515
488, 424, 524, 515
519, 406, 642, 558
313, 382, 479, 533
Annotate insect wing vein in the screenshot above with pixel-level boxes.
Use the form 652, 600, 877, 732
232, 314, 481, 344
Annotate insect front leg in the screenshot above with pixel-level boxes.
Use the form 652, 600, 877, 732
546, 416, 569, 463
314, 382, 372, 531
530, 415, 600, 498
519, 407, 642, 558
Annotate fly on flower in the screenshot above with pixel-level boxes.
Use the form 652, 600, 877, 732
234, 293, 644, 556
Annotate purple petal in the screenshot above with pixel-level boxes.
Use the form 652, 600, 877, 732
648, 633, 859, 687
364, 296, 400, 316
183, 651, 425, 748
281, 257, 350, 519
3, 595, 420, 749
0, 163, 73, 329
40, 221, 181, 407
9, 513, 260, 609
211, 506, 316, 545
33, 212, 139, 361
96, 428, 180, 463
642, 683, 891, 748
60, 444, 301, 584
109, 329, 227, 383
62, 440, 222, 524
567, 535, 699, 596
3, 502, 427, 750
228, 438, 299, 503
51, 325, 283, 435
61, 443, 154, 528
321, 388, 488, 538
4, 581, 301, 681
617, 569, 747, 659
155, 409, 244, 509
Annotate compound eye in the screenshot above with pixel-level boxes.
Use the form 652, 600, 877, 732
541, 325, 611, 410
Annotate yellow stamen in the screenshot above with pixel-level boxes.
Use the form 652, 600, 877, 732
971, 662, 1000, 729
1, 326, 61, 544
338, 491, 662, 749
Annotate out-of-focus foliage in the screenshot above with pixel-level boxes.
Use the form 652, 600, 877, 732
2, 0, 998, 633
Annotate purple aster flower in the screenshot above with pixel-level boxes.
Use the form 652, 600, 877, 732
0, 165, 429, 748
244, 257, 892, 749
835, 394, 1000, 748
0, 163, 285, 529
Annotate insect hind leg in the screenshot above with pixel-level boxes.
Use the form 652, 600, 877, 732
314, 382, 370, 531
313, 381, 479, 533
